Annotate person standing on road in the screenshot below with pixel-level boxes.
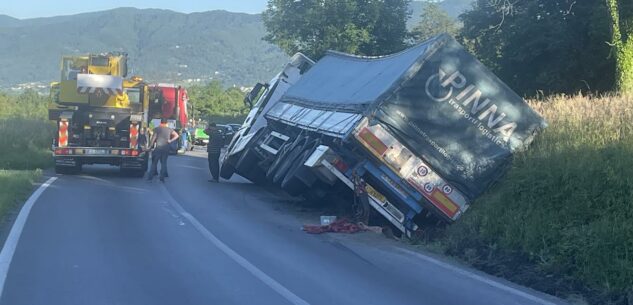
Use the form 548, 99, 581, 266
204, 123, 224, 182
147, 118, 179, 182
180, 128, 189, 152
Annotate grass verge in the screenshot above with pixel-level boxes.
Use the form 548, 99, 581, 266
0, 170, 42, 223
425, 94, 633, 305
0, 118, 53, 170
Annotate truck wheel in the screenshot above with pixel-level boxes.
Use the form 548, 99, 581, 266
142, 155, 149, 173
280, 149, 313, 196
121, 168, 146, 178
220, 156, 236, 180
55, 164, 81, 175
55, 166, 70, 175
272, 143, 306, 185
265, 142, 291, 180
234, 148, 266, 185
235, 147, 257, 173
266, 135, 307, 181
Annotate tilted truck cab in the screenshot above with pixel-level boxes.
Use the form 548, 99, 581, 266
222, 34, 546, 237
220, 53, 315, 181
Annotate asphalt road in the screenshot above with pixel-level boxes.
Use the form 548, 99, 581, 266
0, 150, 568, 305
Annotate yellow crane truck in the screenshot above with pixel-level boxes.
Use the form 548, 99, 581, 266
49, 53, 150, 176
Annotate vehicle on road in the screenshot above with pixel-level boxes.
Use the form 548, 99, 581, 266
148, 83, 190, 154
220, 34, 546, 237
216, 124, 236, 146
220, 53, 315, 180
49, 53, 151, 176
193, 126, 209, 146
228, 123, 242, 132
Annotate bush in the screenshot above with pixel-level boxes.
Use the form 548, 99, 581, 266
0, 118, 53, 170
438, 94, 633, 303
0, 90, 52, 170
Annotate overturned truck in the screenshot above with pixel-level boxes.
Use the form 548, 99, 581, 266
222, 34, 546, 236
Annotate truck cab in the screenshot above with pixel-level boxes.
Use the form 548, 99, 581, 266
220, 53, 314, 180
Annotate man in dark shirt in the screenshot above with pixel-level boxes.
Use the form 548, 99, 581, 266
204, 123, 224, 182
147, 118, 179, 182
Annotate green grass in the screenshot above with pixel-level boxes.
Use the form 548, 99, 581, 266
0, 170, 41, 222
0, 118, 53, 170
431, 94, 633, 304
0, 91, 50, 229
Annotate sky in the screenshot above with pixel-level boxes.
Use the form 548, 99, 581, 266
1, 0, 269, 19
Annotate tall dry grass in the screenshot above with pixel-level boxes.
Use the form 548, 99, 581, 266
438, 94, 633, 304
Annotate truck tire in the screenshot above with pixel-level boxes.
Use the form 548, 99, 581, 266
121, 154, 149, 178
281, 138, 321, 196
234, 147, 266, 185
121, 167, 146, 178
265, 142, 291, 180
220, 156, 236, 180
280, 149, 313, 196
55, 164, 81, 175
266, 134, 306, 181
272, 141, 307, 185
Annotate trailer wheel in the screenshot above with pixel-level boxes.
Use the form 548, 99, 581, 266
280, 149, 313, 196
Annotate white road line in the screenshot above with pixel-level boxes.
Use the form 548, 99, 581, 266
0, 176, 57, 299
159, 185, 311, 305
396, 248, 562, 305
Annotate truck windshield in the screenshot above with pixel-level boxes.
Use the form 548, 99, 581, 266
125, 88, 141, 104
252, 86, 269, 108
61, 57, 88, 81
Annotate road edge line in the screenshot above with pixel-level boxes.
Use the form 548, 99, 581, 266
0, 176, 58, 299
395, 247, 562, 305
159, 184, 311, 305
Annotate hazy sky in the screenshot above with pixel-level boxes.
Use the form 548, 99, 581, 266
1, 0, 270, 19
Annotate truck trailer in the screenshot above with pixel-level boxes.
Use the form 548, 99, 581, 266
221, 34, 546, 236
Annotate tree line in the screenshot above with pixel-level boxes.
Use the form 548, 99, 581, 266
263, 0, 633, 96
187, 80, 250, 123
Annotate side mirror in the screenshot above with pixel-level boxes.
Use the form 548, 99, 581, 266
244, 83, 265, 109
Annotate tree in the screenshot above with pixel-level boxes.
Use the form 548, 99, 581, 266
606, 0, 633, 93
411, 2, 459, 43
262, 0, 411, 60
460, 0, 616, 96
188, 81, 249, 121
362, 0, 411, 55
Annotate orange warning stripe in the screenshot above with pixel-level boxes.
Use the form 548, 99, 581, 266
58, 120, 69, 147
430, 189, 459, 218
129, 123, 139, 148
358, 128, 388, 156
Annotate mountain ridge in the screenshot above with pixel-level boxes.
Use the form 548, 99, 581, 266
1, 1, 472, 89
0, 8, 288, 88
